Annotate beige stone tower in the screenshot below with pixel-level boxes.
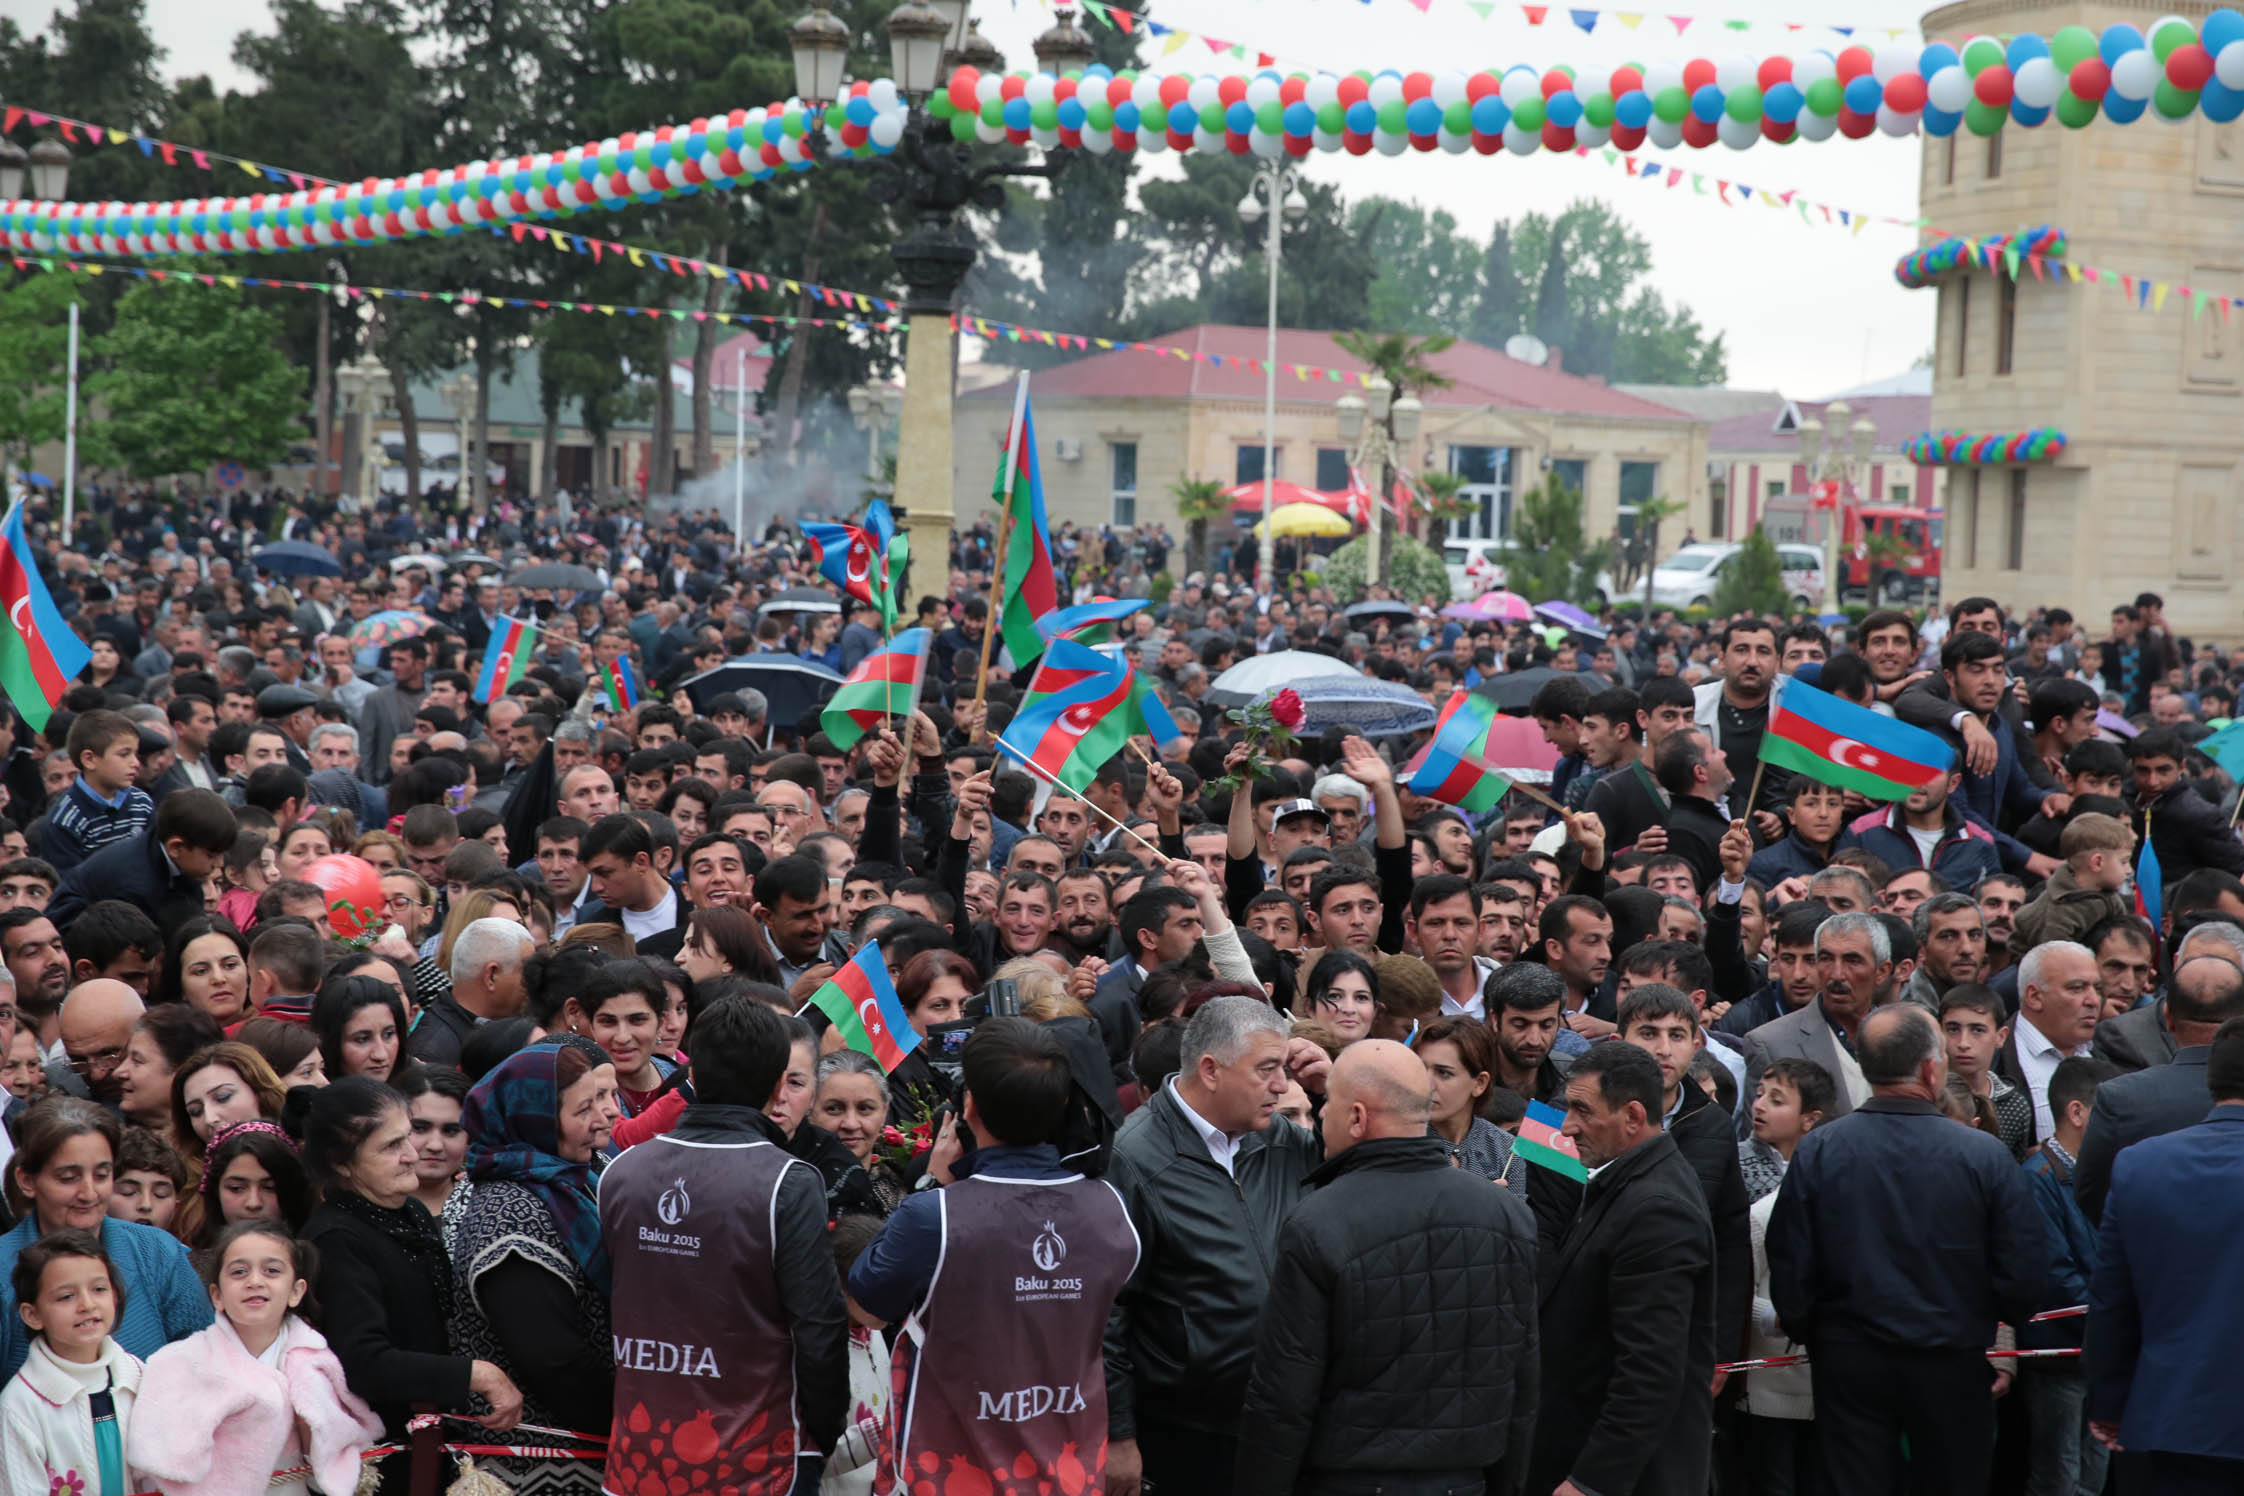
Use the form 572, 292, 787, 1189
1917, 0, 2244, 634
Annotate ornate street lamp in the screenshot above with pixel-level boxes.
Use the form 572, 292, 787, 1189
27, 138, 70, 203
0, 139, 26, 202
1032, 7, 1099, 75
789, 0, 851, 106
887, 1, 953, 100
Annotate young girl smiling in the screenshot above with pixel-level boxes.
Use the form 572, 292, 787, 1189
0, 1230, 144, 1496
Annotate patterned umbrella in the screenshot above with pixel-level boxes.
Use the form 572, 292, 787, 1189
1441, 590, 1534, 622
349, 611, 439, 650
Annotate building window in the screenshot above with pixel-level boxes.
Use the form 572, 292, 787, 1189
1618, 460, 1659, 539
1708, 478, 1727, 540
1234, 445, 1279, 485
1765, 479, 1785, 500
2006, 469, 2027, 571
1111, 442, 1138, 528
1891, 483, 1912, 505
1550, 457, 1588, 498
1987, 131, 2002, 179
1448, 445, 1512, 540
1997, 272, 2017, 375
1955, 277, 1970, 377
1959, 470, 1980, 567
1314, 448, 1351, 492
1944, 134, 1956, 185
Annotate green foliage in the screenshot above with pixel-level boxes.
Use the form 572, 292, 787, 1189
1127, 158, 1375, 336
1148, 570, 1175, 604
1171, 476, 1228, 579
88, 275, 302, 482
1320, 533, 1447, 605
1415, 470, 1476, 524
1353, 200, 1483, 336
0, 274, 84, 468
1503, 474, 1610, 605
1710, 527, 1789, 618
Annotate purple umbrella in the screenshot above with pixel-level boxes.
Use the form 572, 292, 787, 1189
1533, 600, 1607, 638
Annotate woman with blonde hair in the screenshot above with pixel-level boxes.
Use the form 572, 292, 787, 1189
422, 888, 526, 1002
557, 922, 635, 959
352, 830, 408, 874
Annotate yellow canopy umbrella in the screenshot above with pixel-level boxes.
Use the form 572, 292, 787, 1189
1255, 502, 1355, 538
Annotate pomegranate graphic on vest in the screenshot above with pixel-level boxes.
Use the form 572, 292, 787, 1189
658, 1176, 691, 1225
673, 1409, 721, 1465
1031, 1220, 1066, 1273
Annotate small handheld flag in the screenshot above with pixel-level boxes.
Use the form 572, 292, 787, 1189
802, 520, 879, 607
804, 940, 924, 1073
994, 379, 1059, 668
475, 616, 537, 704
596, 656, 641, 714
0, 502, 90, 732
1406, 689, 1515, 813
1000, 639, 1177, 796
2135, 811, 2163, 932
819, 628, 931, 752
1760, 673, 1955, 800
1035, 597, 1152, 648
1515, 1099, 1587, 1182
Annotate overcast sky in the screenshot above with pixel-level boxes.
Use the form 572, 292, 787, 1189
8, 0, 1937, 396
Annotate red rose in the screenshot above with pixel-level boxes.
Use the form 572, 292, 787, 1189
1269, 688, 1307, 731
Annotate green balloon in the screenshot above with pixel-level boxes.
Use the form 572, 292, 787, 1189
1200, 102, 1226, 132
1376, 98, 1406, 132
1443, 100, 1470, 133
1726, 83, 1763, 121
929, 93, 956, 118
1964, 98, 2004, 135
1584, 91, 1615, 127
1652, 84, 1689, 122
2154, 80, 2199, 117
782, 112, 805, 138
2050, 24, 2098, 70
634, 141, 656, 164
1030, 99, 1058, 129
951, 111, 977, 142
1256, 100, 1282, 133
2150, 17, 2194, 61
597, 151, 616, 174
2055, 90, 2099, 127
1512, 95, 1546, 131
560, 159, 581, 182
1961, 36, 2004, 74
1804, 76, 1842, 116
981, 97, 1003, 125
1317, 101, 1344, 132
1086, 100, 1113, 129
1143, 102, 1168, 132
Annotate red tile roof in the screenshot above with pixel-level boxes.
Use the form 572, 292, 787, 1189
963, 324, 1696, 422
1707, 394, 1932, 456
680, 330, 774, 394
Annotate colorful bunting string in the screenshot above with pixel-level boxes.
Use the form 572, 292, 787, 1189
1053, 0, 1919, 52
0, 104, 339, 189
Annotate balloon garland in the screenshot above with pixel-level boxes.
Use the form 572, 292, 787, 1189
6, 13, 2244, 258
1894, 225, 2066, 289
1902, 430, 2069, 465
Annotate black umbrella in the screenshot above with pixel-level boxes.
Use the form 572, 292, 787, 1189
509, 562, 604, 591
1341, 599, 1418, 624
251, 540, 342, 578
761, 585, 843, 615
1469, 666, 1611, 714
678, 656, 845, 739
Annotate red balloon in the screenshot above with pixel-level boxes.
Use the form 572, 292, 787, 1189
1883, 74, 1927, 112
1837, 107, 1876, 138
1217, 75, 1248, 105
304, 855, 385, 941
1681, 113, 1719, 146
1835, 46, 1874, 80
648, 167, 671, 191
1343, 130, 1373, 155
717, 149, 744, 176
1472, 129, 1501, 153
618, 130, 638, 150
1468, 71, 1501, 101
1000, 74, 1026, 101
1160, 74, 1191, 106
1757, 57, 1792, 89
1761, 116, 1796, 142
1224, 128, 1249, 152
2167, 42, 2214, 90
947, 68, 980, 112
1108, 78, 1133, 108
1609, 122, 1647, 150
1404, 71, 1434, 101
2069, 58, 2110, 97
1166, 128, 1193, 151
1280, 77, 1307, 105
839, 124, 867, 147
761, 142, 784, 167
1058, 128, 1082, 148
1608, 65, 1643, 95
1973, 65, 2012, 107
1006, 127, 1031, 144
1682, 57, 1716, 90
1408, 131, 1437, 149
1541, 121, 1575, 150
1539, 70, 1570, 98
1054, 77, 1077, 102
1284, 132, 1313, 155
1337, 75, 1369, 106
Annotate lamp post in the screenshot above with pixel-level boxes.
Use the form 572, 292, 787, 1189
438, 369, 475, 512
849, 381, 906, 488
2, 134, 74, 535
792, 0, 1089, 600
339, 355, 393, 511
1797, 399, 1878, 601
1238, 164, 1308, 594
1336, 376, 1421, 593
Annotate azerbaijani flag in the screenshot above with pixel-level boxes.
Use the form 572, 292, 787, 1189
1000, 638, 1177, 796
0, 502, 90, 732
1760, 673, 1955, 800
819, 628, 931, 751
863, 499, 909, 632
1406, 688, 1515, 813
1516, 1099, 1587, 1182
805, 940, 924, 1072
995, 374, 1059, 669
475, 615, 537, 703
1034, 597, 1151, 650
595, 656, 641, 714
802, 520, 878, 608
2135, 812, 2163, 932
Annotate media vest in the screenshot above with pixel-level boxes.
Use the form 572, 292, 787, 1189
601, 1132, 814, 1496
888, 1170, 1139, 1491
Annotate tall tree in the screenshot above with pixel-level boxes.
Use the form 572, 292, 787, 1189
1352, 199, 1482, 337
0, 272, 83, 471
1468, 223, 1519, 347
88, 275, 301, 482
1131, 157, 1373, 336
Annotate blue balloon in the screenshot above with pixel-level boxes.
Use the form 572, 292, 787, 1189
1690, 83, 1725, 121
1085, 64, 1112, 80
650, 139, 673, 166
2204, 75, 2244, 120
2103, 90, 2147, 121
1057, 97, 1086, 130
1762, 80, 1803, 121
2005, 34, 2050, 67
2009, 100, 2049, 126
1226, 100, 1255, 133
1004, 96, 1033, 130
1406, 97, 1442, 133
1471, 95, 1511, 132
2205, 8, 2244, 53
1283, 100, 1315, 134
762, 115, 784, 142
1613, 88, 1652, 128
845, 96, 875, 126
1115, 100, 1141, 131
2099, 23, 2145, 64
385, 188, 405, 212
1546, 90, 1582, 127
1919, 41, 1960, 73
1922, 103, 1960, 135
1843, 74, 1883, 113
1346, 99, 1378, 133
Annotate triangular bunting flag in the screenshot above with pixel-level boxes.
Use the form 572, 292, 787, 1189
1523, 5, 1549, 22
1571, 8, 1598, 31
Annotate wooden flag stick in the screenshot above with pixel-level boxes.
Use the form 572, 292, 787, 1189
1505, 777, 1568, 816
1742, 756, 1769, 828
1009, 747, 1165, 862
970, 372, 1031, 745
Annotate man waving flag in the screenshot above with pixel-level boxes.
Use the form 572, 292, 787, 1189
804, 939, 924, 1072
0, 502, 89, 731
1000, 638, 1176, 797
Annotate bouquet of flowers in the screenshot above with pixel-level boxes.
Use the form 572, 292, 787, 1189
1212, 687, 1308, 794
876, 1118, 937, 1170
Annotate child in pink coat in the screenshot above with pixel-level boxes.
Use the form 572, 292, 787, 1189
129, 1221, 382, 1496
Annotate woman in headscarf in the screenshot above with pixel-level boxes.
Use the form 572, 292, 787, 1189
449, 1037, 620, 1492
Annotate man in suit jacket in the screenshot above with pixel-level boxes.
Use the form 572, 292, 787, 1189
1742, 912, 1889, 1123
2085, 1019, 2244, 1493
2093, 994, 2177, 1074
1989, 940, 2102, 1146
1529, 1041, 1715, 1496
1654, 725, 1737, 899
2074, 954, 2244, 1222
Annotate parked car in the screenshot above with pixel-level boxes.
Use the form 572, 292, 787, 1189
1634, 542, 1828, 612
1442, 537, 1526, 600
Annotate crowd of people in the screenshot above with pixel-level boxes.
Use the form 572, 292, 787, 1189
0, 480, 2235, 1496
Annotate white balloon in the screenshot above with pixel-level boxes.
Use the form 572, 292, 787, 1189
1134, 75, 1163, 112
1499, 68, 1539, 106
2219, 39, 2244, 89
867, 78, 899, 111
1194, 125, 1223, 154
1873, 43, 1920, 82
1716, 54, 1756, 93
1927, 66, 1973, 112
1245, 76, 1281, 109
1313, 127, 1342, 150
1791, 52, 1837, 89
978, 74, 1004, 105
2111, 47, 2160, 99
1432, 70, 1470, 107
1031, 125, 1061, 149
1025, 74, 1056, 106
870, 114, 904, 147
1376, 129, 1408, 155
1642, 60, 1683, 95
1189, 77, 1221, 112
1795, 107, 1838, 139
1502, 122, 1539, 154
1576, 120, 1611, 148
1438, 125, 1471, 152
1647, 116, 1685, 147
1306, 75, 1340, 111
1876, 103, 1920, 135
1138, 125, 1167, 152
1369, 74, 1405, 107
976, 119, 1006, 144
2013, 56, 2061, 108
1718, 113, 1759, 147
1082, 128, 1113, 154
